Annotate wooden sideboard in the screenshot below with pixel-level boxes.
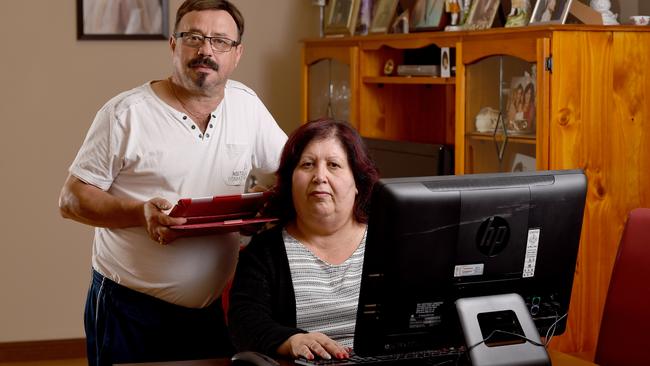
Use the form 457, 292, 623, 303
301, 25, 650, 357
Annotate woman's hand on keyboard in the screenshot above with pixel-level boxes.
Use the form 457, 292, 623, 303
277, 332, 351, 360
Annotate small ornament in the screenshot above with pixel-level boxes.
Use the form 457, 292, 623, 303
590, 0, 619, 25
505, 0, 531, 28
384, 59, 395, 76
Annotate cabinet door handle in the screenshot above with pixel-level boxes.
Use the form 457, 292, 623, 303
545, 56, 553, 72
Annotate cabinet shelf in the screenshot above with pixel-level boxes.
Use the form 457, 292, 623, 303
363, 76, 455, 85
466, 132, 536, 145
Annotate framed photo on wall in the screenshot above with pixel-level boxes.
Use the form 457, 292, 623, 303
370, 0, 400, 34
77, 0, 169, 40
410, 0, 447, 31
465, 0, 500, 30
324, 0, 361, 36
529, 0, 574, 24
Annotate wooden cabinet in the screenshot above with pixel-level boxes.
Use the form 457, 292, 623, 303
301, 25, 650, 357
302, 33, 459, 146
301, 41, 359, 127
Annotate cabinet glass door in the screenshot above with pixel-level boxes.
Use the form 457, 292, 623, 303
464, 55, 537, 174
308, 58, 351, 122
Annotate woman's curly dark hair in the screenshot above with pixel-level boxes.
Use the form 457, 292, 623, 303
264, 119, 379, 225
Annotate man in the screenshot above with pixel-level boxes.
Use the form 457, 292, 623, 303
58, 1, 287, 365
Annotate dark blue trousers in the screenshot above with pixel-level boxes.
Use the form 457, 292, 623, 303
85, 270, 233, 366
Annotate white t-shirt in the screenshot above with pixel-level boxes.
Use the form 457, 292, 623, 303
70, 80, 287, 308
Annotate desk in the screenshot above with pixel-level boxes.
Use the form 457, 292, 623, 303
118, 350, 596, 366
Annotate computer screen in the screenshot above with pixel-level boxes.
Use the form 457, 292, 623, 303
354, 170, 587, 356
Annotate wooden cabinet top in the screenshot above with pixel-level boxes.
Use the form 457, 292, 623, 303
302, 24, 650, 49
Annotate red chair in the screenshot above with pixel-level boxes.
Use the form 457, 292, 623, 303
594, 208, 650, 365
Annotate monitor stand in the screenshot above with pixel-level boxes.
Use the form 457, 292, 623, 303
455, 293, 551, 366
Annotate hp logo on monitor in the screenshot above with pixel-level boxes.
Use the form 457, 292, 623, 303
476, 216, 510, 256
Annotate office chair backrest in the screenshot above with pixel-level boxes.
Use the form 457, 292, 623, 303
594, 208, 650, 365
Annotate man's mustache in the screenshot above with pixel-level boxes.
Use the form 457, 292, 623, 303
188, 57, 219, 71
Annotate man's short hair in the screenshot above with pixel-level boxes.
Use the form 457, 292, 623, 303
174, 0, 244, 42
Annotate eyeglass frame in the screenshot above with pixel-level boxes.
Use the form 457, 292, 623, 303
173, 32, 240, 53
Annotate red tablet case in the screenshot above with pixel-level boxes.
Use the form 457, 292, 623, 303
168, 192, 277, 234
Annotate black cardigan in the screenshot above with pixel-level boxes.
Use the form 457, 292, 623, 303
228, 226, 307, 355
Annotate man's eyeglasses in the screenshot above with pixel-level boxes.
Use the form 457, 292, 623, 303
174, 32, 240, 53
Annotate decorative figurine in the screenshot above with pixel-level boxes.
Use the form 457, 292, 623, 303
475, 107, 500, 133
444, 0, 463, 31
447, 0, 461, 25
590, 0, 619, 25
505, 0, 530, 27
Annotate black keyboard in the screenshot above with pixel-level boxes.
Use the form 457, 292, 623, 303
294, 347, 466, 366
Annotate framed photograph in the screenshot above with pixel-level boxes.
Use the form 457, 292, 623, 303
410, 0, 447, 31
529, 0, 574, 24
391, 9, 411, 34
511, 153, 536, 172
325, 0, 361, 36
355, 0, 373, 35
465, 0, 500, 30
77, 0, 169, 40
504, 75, 536, 135
440, 47, 451, 78
370, 0, 400, 34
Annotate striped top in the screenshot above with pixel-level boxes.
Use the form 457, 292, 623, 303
283, 229, 367, 347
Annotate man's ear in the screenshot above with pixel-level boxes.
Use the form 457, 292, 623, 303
169, 36, 176, 52
234, 43, 243, 68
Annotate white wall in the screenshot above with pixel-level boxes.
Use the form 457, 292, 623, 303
0, 0, 318, 342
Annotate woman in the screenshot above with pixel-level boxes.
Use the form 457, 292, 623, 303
228, 119, 380, 360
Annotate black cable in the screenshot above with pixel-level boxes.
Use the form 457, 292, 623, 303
467, 329, 546, 351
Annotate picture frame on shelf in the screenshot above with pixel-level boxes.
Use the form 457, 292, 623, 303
510, 153, 536, 172
324, 0, 361, 36
391, 9, 411, 34
410, 0, 447, 31
529, 0, 574, 24
465, 0, 500, 30
77, 0, 169, 40
440, 47, 451, 77
369, 0, 400, 34
503, 74, 536, 135
355, 0, 373, 35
